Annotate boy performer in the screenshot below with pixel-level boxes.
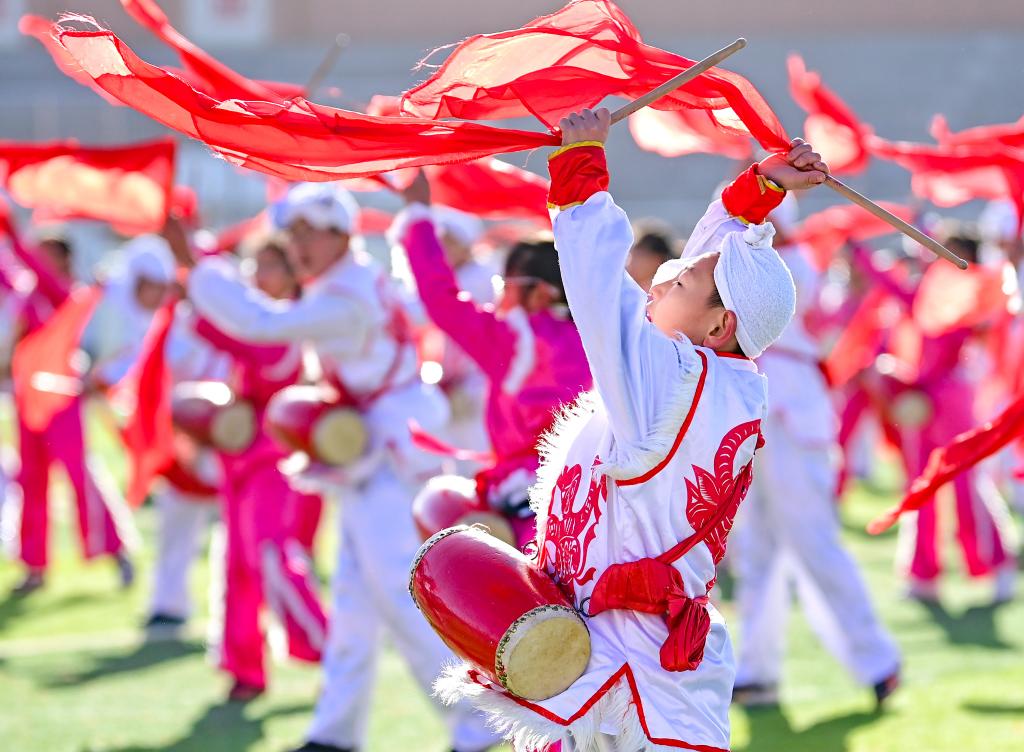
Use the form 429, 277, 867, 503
438, 109, 825, 752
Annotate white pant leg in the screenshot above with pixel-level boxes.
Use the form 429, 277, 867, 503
307, 505, 382, 749
314, 466, 499, 752
754, 423, 900, 686
731, 469, 793, 687
148, 487, 215, 619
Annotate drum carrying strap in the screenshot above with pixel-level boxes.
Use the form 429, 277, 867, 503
586, 461, 755, 672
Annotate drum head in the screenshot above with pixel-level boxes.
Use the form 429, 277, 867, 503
313, 408, 369, 466
891, 390, 933, 429
496, 605, 591, 701
459, 513, 517, 548
211, 400, 257, 453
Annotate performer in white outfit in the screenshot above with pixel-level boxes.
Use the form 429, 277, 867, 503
730, 199, 902, 707
437, 111, 824, 751
182, 184, 498, 752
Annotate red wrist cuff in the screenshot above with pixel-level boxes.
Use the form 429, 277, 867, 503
721, 164, 786, 225
547, 142, 610, 210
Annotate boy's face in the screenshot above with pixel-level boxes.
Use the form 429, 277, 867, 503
626, 244, 665, 292
647, 252, 730, 346
285, 218, 349, 282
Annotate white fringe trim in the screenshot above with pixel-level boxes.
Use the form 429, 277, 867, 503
435, 664, 653, 752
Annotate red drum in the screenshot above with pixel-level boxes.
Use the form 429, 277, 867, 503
412, 476, 516, 547
172, 381, 256, 453
265, 384, 368, 467
409, 525, 591, 701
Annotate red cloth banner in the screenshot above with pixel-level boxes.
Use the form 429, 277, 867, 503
787, 54, 871, 174
628, 106, 753, 160
912, 261, 1010, 337
401, 0, 790, 152
931, 114, 1024, 151
20, 14, 125, 106
51, 23, 557, 182
12, 286, 103, 432
792, 202, 916, 271
0, 138, 175, 234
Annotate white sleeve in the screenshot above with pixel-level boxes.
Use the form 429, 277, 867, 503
188, 256, 368, 344
680, 199, 749, 261
553, 191, 704, 447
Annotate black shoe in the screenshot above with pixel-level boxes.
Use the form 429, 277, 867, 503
115, 552, 135, 589
12, 570, 44, 597
873, 669, 901, 708
145, 613, 187, 629
227, 680, 265, 703
288, 743, 354, 752
732, 682, 779, 707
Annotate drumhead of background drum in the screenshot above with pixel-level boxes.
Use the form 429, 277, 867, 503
495, 604, 591, 701
211, 400, 257, 453
313, 408, 368, 466
458, 512, 517, 548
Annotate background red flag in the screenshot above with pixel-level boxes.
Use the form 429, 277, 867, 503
931, 114, 1024, 150
0, 139, 176, 234
119, 0, 305, 102
912, 261, 1010, 337
118, 299, 177, 507
787, 54, 872, 174
823, 287, 895, 388
869, 392, 1024, 534
628, 107, 753, 160
426, 159, 550, 223
401, 0, 790, 152
792, 202, 916, 271
12, 286, 103, 432
52, 25, 557, 182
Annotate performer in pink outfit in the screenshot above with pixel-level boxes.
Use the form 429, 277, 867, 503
11, 234, 138, 595
178, 232, 327, 701
395, 175, 591, 548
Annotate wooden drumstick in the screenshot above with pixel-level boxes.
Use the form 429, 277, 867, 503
609, 38, 747, 124
824, 175, 968, 269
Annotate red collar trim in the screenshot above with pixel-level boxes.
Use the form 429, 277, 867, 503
715, 351, 750, 361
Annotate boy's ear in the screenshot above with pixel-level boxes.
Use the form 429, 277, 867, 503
703, 309, 739, 350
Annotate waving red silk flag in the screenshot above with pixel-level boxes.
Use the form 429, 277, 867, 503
869, 391, 1024, 534
12, 286, 103, 432
912, 261, 1010, 337
869, 138, 1024, 233
0, 139, 175, 234
787, 54, 871, 174
931, 114, 1024, 150
51, 24, 557, 182
20, 14, 125, 107
118, 299, 177, 507
427, 159, 550, 223
401, 0, 789, 152
823, 287, 895, 388
628, 107, 753, 160
792, 202, 915, 271
119, 0, 304, 102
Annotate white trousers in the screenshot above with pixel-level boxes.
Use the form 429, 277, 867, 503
307, 465, 499, 751
731, 419, 900, 687
148, 486, 218, 620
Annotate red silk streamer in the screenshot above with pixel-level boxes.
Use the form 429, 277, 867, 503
912, 261, 1010, 337
12, 286, 103, 432
429, 159, 550, 223
401, 0, 790, 152
931, 114, 1024, 151
786, 54, 872, 174
118, 299, 177, 507
20, 14, 124, 106
120, 0, 304, 101
50, 23, 558, 182
0, 138, 175, 234
869, 391, 1024, 534
823, 287, 893, 388
628, 107, 753, 160
791, 202, 916, 271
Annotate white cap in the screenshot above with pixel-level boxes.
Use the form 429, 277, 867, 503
121, 234, 174, 285
272, 182, 359, 235
432, 205, 484, 247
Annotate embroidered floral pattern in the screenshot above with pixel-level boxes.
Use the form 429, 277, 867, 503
542, 462, 605, 588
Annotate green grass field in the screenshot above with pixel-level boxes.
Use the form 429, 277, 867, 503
0, 412, 1022, 751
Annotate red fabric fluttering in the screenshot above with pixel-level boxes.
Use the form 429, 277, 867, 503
0, 139, 176, 234
118, 299, 177, 507
869, 391, 1024, 534
628, 106, 753, 160
931, 114, 1024, 151
401, 0, 790, 152
12, 286, 103, 432
869, 138, 1024, 233
588, 558, 711, 672
912, 261, 1010, 337
20, 14, 124, 106
823, 287, 894, 388
51, 24, 558, 182
119, 0, 304, 102
786, 54, 872, 175
792, 202, 916, 271
354, 207, 396, 236
428, 159, 550, 223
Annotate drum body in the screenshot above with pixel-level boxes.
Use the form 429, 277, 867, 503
265, 384, 368, 466
172, 381, 256, 453
412, 476, 516, 546
409, 525, 590, 701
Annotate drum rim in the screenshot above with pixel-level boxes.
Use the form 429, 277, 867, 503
494, 603, 589, 695
407, 524, 472, 608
